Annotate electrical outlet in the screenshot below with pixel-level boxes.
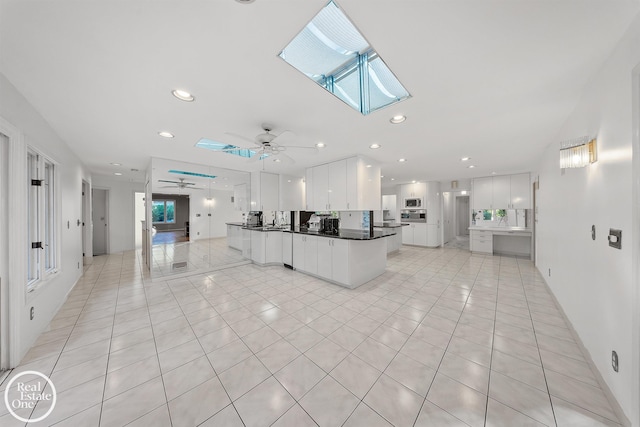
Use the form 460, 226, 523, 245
548, 268, 551, 277
612, 351, 619, 372
30, 307, 35, 320
78, 262, 80, 269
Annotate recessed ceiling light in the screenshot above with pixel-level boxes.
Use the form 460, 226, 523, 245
110, 162, 121, 166
235, 0, 255, 3
287, 179, 291, 183
171, 89, 195, 102
274, 158, 281, 163
412, 180, 416, 183
315, 142, 326, 148
380, 175, 384, 178
114, 172, 122, 176
461, 157, 470, 161
369, 143, 381, 149
468, 165, 476, 168
158, 131, 174, 138
398, 158, 407, 162
391, 178, 395, 181
491, 171, 497, 175
390, 115, 406, 124
366, 164, 372, 168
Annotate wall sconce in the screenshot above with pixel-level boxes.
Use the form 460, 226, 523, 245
560, 136, 597, 168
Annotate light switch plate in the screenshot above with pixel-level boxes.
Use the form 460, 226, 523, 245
608, 229, 622, 249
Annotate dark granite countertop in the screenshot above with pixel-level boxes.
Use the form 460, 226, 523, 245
241, 225, 290, 232
226, 222, 244, 226
283, 227, 396, 240
373, 222, 410, 228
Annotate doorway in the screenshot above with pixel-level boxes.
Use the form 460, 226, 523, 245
455, 195, 470, 237
92, 188, 109, 255
134, 192, 145, 249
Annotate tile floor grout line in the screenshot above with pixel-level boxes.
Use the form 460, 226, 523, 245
483, 255, 502, 427
516, 257, 559, 427
411, 250, 488, 427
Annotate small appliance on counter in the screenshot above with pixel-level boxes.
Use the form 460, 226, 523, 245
322, 217, 340, 235
383, 210, 394, 221
246, 211, 263, 227
400, 209, 426, 223
308, 214, 322, 231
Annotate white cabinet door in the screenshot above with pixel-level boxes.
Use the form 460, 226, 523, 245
305, 168, 314, 211
242, 229, 251, 259
510, 173, 530, 209
316, 238, 332, 280
413, 223, 428, 246
426, 224, 439, 247
292, 234, 305, 270
473, 177, 493, 210
331, 239, 350, 284
425, 182, 441, 223
492, 175, 511, 209
250, 231, 265, 264
313, 164, 329, 211
328, 160, 347, 210
304, 235, 318, 275
265, 232, 282, 264
280, 175, 305, 211
282, 232, 292, 265
402, 224, 413, 244
346, 157, 358, 210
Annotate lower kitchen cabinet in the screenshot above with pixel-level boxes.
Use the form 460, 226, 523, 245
470, 229, 493, 254
226, 224, 242, 250
426, 224, 440, 248
292, 234, 318, 274
250, 230, 283, 265
293, 233, 386, 289
402, 223, 428, 246
282, 232, 292, 266
317, 238, 349, 283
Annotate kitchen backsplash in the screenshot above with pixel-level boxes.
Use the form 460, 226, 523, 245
473, 209, 530, 228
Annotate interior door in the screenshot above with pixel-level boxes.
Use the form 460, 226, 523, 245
92, 188, 108, 255
456, 196, 470, 236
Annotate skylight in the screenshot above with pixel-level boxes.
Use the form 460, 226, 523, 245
196, 139, 268, 160
279, 1, 410, 115
168, 169, 217, 179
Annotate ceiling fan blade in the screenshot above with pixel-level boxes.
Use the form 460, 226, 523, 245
224, 132, 259, 148
158, 179, 181, 184
274, 151, 295, 164
271, 130, 296, 145
247, 152, 264, 163
281, 145, 318, 152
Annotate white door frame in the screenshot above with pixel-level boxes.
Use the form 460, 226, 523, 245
0, 116, 26, 368
630, 62, 640, 427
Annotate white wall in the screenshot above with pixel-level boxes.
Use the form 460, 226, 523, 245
0, 72, 92, 365
190, 189, 242, 240
91, 175, 144, 254
535, 14, 640, 425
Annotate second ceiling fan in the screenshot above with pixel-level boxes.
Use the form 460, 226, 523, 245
224, 124, 317, 164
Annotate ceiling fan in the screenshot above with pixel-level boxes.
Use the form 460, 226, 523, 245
158, 178, 203, 190
224, 124, 317, 164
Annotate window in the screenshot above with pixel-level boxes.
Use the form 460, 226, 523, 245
27, 150, 58, 289
152, 200, 175, 224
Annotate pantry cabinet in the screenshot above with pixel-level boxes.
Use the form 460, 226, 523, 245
250, 171, 279, 212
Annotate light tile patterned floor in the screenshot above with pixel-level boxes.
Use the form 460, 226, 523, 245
0, 245, 623, 426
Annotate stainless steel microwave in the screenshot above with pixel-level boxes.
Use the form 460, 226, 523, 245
404, 198, 423, 208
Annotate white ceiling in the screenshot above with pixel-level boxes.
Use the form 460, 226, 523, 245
1, 0, 638, 187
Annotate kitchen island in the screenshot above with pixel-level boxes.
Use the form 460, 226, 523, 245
285, 227, 391, 289
469, 226, 532, 259
374, 222, 409, 253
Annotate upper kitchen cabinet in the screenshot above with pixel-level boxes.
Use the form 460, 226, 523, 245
399, 182, 427, 200
279, 174, 305, 211
250, 171, 279, 212
306, 156, 380, 211
472, 173, 531, 210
